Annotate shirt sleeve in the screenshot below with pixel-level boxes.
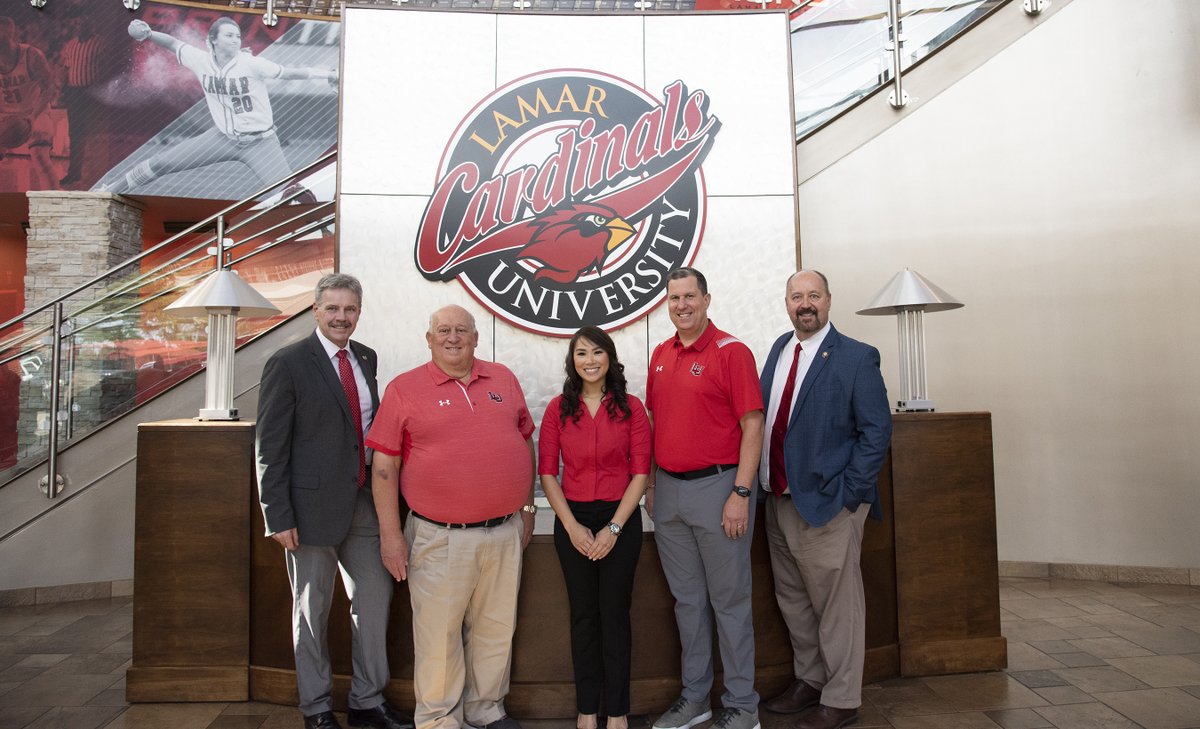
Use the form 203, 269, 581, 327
645, 341, 665, 413
725, 342, 765, 418
627, 395, 652, 475
537, 397, 562, 476
364, 380, 405, 457
176, 44, 206, 77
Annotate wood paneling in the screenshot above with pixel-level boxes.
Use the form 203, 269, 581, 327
890, 412, 1006, 676
131, 412, 1004, 714
128, 420, 254, 702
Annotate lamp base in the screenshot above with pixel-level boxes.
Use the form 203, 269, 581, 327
197, 408, 239, 421
895, 399, 934, 412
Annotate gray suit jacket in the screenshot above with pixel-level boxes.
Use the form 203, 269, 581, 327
256, 332, 381, 547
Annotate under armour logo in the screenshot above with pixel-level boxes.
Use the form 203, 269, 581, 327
488, 391, 503, 403
438, 399, 451, 407
690, 362, 705, 376
655, 365, 664, 372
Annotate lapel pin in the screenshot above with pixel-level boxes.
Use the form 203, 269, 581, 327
821, 351, 829, 359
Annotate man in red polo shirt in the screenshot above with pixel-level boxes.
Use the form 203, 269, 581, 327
367, 304, 537, 729
645, 267, 765, 729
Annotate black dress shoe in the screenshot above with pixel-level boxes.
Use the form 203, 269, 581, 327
304, 711, 344, 729
793, 705, 858, 729
762, 679, 821, 714
348, 701, 415, 729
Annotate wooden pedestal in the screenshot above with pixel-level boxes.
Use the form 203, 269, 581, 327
127, 420, 254, 702
889, 412, 1007, 676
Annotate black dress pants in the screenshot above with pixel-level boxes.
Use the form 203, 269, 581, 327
553, 500, 643, 716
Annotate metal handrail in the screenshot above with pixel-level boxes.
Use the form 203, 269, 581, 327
1, 151, 339, 495
0, 150, 335, 335
0, 204, 336, 375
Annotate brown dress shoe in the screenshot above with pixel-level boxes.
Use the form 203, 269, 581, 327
762, 679, 822, 714
792, 705, 858, 729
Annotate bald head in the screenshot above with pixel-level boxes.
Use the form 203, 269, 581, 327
427, 305, 478, 378
786, 270, 832, 337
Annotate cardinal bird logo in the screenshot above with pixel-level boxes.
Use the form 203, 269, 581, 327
514, 204, 636, 284
416, 70, 721, 336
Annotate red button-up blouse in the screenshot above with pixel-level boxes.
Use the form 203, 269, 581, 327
537, 393, 652, 502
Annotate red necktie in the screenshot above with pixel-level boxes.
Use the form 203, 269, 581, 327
769, 342, 801, 497
336, 349, 366, 487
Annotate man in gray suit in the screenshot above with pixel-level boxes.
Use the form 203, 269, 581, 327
257, 273, 412, 729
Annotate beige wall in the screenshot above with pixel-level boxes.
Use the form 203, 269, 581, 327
797, 0, 1200, 568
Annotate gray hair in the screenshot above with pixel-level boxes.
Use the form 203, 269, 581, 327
315, 273, 363, 304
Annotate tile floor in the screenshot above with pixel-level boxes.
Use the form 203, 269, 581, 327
2, 577, 1199, 728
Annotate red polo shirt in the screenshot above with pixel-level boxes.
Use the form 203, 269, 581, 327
646, 321, 763, 472
538, 394, 652, 502
366, 359, 535, 523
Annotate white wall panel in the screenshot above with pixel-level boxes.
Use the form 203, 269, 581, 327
798, 0, 1200, 568
645, 13, 794, 197
340, 9, 497, 196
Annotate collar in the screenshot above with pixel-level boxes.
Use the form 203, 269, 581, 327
426, 359, 488, 386
315, 328, 350, 360
792, 321, 832, 352
672, 319, 719, 352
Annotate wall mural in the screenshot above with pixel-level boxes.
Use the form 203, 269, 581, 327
0, 1, 339, 199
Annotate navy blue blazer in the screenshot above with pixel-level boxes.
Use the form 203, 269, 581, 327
760, 324, 892, 528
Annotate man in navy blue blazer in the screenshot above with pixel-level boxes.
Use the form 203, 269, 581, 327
757, 271, 892, 729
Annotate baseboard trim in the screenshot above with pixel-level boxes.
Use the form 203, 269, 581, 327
0, 578, 133, 607
999, 561, 1200, 586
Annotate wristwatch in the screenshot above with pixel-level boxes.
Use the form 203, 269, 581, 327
521, 503, 538, 516
732, 485, 752, 498
607, 522, 622, 535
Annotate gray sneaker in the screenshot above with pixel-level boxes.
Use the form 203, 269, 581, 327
711, 708, 759, 729
653, 696, 712, 729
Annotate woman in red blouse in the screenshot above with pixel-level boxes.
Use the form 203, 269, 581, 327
539, 326, 652, 729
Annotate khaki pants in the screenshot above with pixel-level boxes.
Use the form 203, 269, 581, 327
406, 512, 523, 729
765, 497, 869, 709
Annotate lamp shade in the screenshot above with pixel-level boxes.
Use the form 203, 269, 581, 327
165, 269, 281, 318
856, 268, 963, 315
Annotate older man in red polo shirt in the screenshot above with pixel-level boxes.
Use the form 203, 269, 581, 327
368, 305, 537, 729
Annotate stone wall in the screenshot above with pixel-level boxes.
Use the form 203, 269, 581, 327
16, 192, 145, 467
24, 192, 144, 310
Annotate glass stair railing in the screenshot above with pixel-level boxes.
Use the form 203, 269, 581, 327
0, 151, 338, 490
791, 0, 1007, 139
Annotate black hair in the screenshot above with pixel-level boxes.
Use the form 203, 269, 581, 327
559, 326, 632, 425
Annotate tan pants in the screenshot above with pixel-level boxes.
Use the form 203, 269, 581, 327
406, 512, 523, 729
765, 498, 869, 709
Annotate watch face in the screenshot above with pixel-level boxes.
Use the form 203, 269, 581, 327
733, 486, 751, 497
608, 522, 621, 535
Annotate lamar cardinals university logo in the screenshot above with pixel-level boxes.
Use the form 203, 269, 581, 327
414, 69, 721, 336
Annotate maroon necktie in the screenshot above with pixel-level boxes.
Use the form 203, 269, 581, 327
336, 349, 366, 487
769, 342, 801, 497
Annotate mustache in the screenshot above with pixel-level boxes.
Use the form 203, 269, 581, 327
794, 308, 818, 317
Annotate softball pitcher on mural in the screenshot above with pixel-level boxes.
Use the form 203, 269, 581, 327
103, 16, 336, 194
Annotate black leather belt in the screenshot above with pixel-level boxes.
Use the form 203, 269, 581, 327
412, 511, 513, 529
660, 463, 739, 481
